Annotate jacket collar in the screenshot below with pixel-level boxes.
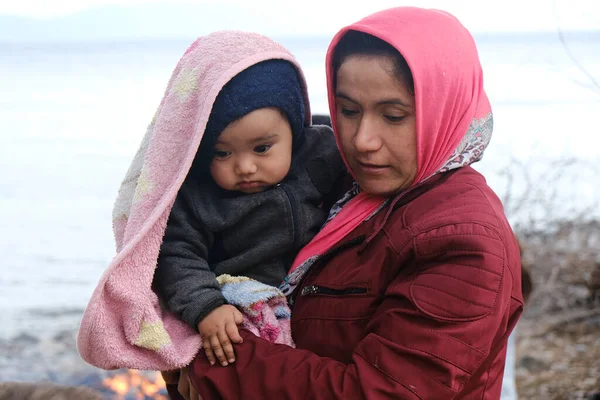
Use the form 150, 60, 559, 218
359, 170, 457, 250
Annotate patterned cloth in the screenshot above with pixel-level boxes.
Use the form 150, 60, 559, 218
218, 275, 294, 347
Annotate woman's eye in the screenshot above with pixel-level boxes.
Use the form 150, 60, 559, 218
214, 150, 231, 159
341, 108, 359, 117
254, 144, 271, 154
384, 115, 405, 123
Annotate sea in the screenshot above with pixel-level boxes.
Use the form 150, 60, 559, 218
0, 32, 599, 341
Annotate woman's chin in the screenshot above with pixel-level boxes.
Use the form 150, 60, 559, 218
358, 183, 397, 197
356, 178, 411, 197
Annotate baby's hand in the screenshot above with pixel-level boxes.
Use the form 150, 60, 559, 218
197, 304, 243, 366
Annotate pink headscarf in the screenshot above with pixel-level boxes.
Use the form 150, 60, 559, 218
285, 7, 493, 289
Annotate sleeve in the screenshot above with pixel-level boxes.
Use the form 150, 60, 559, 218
189, 226, 517, 399
154, 183, 225, 330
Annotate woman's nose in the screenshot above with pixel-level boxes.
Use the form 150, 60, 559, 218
354, 117, 382, 153
235, 156, 258, 175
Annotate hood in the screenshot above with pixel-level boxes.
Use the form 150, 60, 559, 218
116, 30, 311, 250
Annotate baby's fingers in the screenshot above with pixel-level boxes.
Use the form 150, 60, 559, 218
202, 337, 216, 366
217, 329, 236, 365
225, 320, 243, 344
210, 334, 229, 366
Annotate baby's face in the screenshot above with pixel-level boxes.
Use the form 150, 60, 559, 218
210, 107, 293, 194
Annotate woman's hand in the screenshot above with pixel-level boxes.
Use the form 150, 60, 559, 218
197, 304, 244, 366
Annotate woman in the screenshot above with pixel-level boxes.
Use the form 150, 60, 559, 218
182, 7, 523, 399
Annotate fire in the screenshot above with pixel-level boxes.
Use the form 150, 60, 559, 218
102, 369, 168, 399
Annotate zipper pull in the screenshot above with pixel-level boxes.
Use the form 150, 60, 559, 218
300, 285, 318, 296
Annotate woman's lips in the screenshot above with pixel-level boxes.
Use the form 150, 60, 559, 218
357, 162, 389, 174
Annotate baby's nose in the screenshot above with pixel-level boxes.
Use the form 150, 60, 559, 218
235, 157, 258, 175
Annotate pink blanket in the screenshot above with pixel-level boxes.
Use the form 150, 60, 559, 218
77, 31, 310, 371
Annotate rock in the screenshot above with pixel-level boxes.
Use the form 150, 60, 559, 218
518, 355, 548, 372
588, 392, 600, 400
587, 262, 600, 297
575, 344, 588, 352
0, 381, 103, 400
53, 330, 75, 344
586, 315, 600, 327
12, 333, 39, 345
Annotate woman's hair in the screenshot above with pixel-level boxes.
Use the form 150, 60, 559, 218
332, 30, 414, 95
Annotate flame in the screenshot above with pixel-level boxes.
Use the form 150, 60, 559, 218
102, 369, 168, 399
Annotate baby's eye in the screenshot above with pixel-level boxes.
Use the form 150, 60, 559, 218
254, 144, 272, 154
214, 150, 231, 159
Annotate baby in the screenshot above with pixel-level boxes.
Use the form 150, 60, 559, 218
154, 53, 345, 367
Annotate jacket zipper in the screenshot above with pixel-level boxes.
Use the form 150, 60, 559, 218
278, 183, 300, 247
300, 285, 367, 297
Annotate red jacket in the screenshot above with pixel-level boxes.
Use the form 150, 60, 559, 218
190, 167, 523, 399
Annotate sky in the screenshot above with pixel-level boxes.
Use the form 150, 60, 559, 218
0, 0, 599, 41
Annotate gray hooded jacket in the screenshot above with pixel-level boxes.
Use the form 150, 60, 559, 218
154, 125, 345, 329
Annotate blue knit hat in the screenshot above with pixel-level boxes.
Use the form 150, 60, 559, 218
199, 60, 305, 162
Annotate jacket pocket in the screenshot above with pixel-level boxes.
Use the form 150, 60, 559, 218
293, 283, 371, 362
294, 282, 371, 320
300, 285, 367, 297
294, 283, 371, 323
